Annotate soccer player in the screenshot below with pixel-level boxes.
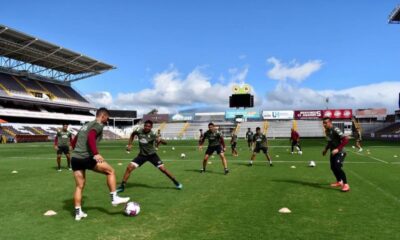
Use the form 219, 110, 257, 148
353, 126, 363, 152
54, 124, 72, 171
290, 128, 302, 155
71, 108, 130, 221
246, 128, 254, 151
198, 129, 204, 151
322, 117, 350, 192
230, 128, 238, 157
249, 127, 273, 166
199, 122, 229, 174
117, 120, 182, 193
155, 129, 162, 150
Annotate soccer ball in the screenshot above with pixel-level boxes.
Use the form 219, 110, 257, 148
309, 161, 316, 167
124, 201, 140, 216
180, 153, 186, 158
172, 147, 175, 150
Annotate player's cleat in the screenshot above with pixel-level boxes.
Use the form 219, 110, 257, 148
224, 169, 229, 175
200, 169, 206, 173
269, 162, 273, 167
341, 184, 350, 192
248, 161, 253, 166
116, 184, 125, 193
291, 152, 294, 155
175, 183, 183, 190
330, 181, 343, 187
68, 168, 72, 171
75, 211, 88, 221
358, 148, 363, 152
111, 195, 130, 206
57, 168, 62, 172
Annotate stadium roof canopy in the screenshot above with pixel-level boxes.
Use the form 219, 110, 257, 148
0, 24, 115, 83
388, 5, 400, 24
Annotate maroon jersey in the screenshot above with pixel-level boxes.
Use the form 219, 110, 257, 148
291, 131, 300, 141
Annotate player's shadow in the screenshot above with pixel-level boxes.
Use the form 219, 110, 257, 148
234, 162, 252, 167
124, 182, 174, 190
184, 169, 225, 175
62, 198, 121, 217
271, 179, 334, 190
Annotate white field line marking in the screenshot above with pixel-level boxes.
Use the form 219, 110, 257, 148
348, 150, 388, 164
349, 169, 400, 203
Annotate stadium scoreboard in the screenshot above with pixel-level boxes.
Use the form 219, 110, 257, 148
229, 84, 254, 108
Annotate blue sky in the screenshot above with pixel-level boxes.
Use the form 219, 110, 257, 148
1, 0, 400, 114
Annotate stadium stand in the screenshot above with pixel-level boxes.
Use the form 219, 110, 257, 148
374, 122, 400, 137
0, 24, 117, 142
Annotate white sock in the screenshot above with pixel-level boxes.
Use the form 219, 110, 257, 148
75, 206, 82, 214
110, 191, 117, 201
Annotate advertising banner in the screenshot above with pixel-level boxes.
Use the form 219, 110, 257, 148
355, 108, 387, 118
225, 109, 261, 119
322, 109, 352, 119
294, 110, 323, 120
262, 110, 294, 120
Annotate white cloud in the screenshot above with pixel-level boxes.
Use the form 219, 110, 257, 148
228, 66, 249, 83
86, 66, 255, 115
85, 91, 113, 107
267, 57, 322, 82
264, 81, 400, 111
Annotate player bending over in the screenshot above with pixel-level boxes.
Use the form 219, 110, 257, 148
199, 122, 229, 174
71, 108, 130, 221
54, 124, 72, 171
290, 128, 302, 155
249, 127, 273, 166
117, 120, 182, 193
322, 117, 350, 192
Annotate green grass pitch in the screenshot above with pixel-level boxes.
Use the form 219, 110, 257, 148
0, 139, 399, 240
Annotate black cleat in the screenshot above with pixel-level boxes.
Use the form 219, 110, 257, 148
224, 169, 229, 175
200, 169, 205, 173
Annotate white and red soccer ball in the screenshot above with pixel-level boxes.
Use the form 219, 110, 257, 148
124, 202, 140, 216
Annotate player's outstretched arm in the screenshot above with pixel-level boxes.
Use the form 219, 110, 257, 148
127, 132, 137, 151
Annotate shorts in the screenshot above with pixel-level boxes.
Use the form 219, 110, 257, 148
131, 154, 164, 168
231, 142, 237, 150
71, 157, 97, 171
254, 146, 268, 154
57, 146, 70, 155
206, 145, 224, 155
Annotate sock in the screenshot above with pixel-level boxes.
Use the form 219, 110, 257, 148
75, 206, 82, 215
110, 191, 117, 201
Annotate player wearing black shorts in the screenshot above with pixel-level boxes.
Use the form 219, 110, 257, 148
246, 128, 254, 151
199, 122, 229, 174
249, 127, 273, 166
54, 124, 72, 171
290, 128, 302, 155
322, 117, 350, 192
198, 129, 204, 151
71, 108, 129, 221
117, 120, 182, 193
230, 128, 238, 157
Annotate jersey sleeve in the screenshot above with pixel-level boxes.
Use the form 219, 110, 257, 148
334, 127, 344, 138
